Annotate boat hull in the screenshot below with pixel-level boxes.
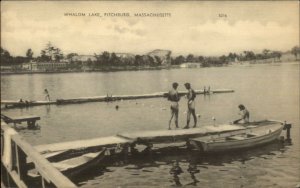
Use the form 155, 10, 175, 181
190, 121, 284, 153
28, 149, 106, 178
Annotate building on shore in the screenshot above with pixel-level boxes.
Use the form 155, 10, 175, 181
70, 55, 97, 62
180, 62, 201, 68
22, 61, 68, 71
147, 49, 172, 65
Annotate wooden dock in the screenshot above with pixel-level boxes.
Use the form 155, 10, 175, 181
34, 124, 245, 154
1, 114, 40, 129
34, 136, 133, 154
1, 121, 77, 188
1, 119, 287, 187
1, 89, 234, 108
118, 124, 245, 144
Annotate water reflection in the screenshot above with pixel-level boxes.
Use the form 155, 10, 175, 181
71, 140, 288, 187
169, 160, 200, 187
186, 162, 200, 186
169, 160, 183, 186
45, 104, 51, 114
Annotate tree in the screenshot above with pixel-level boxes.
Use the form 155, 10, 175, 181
53, 48, 63, 61
173, 55, 185, 65
38, 50, 51, 62
198, 56, 204, 62
219, 55, 227, 63
134, 55, 143, 66
291, 46, 300, 59
154, 56, 162, 65
12, 56, 27, 65
110, 53, 120, 65
26, 49, 34, 61
39, 42, 63, 62
0, 47, 12, 65
262, 49, 270, 59
243, 51, 255, 61
87, 58, 93, 66
271, 51, 282, 61
101, 51, 110, 65
148, 56, 155, 66
186, 54, 194, 62
227, 53, 238, 62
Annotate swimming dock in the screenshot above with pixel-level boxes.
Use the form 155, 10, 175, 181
1, 119, 290, 187
1, 88, 234, 108
34, 124, 244, 154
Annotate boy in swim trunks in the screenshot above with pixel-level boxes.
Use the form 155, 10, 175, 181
168, 82, 181, 130
183, 83, 197, 129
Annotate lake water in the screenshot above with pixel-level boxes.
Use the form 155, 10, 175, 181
1, 62, 299, 187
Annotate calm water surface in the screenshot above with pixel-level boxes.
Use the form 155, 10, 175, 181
1, 62, 299, 187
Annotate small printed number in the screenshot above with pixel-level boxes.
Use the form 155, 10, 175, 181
218, 14, 227, 18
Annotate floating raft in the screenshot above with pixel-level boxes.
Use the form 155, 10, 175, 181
35, 124, 244, 154
1, 100, 56, 108
56, 89, 234, 104
1, 89, 234, 107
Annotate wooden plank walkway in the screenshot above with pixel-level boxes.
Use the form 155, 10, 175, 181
118, 124, 245, 144
34, 136, 133, 154
35, 124, 245, 154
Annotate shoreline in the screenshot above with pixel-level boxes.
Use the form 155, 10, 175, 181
0, 65, 172, 75
1, 61, 299, 75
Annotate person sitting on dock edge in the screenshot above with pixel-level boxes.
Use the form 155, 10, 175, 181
233, 104, 250, 124
44, 89, 51, 101
183, 83, 197, 129
168, 82, 181, 130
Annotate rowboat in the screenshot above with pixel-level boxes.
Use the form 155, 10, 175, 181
189, 120, 284, 153
28, 148, 107, 178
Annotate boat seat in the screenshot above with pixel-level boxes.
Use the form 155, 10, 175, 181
227, 136, 245, 140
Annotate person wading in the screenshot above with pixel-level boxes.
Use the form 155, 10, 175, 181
44, 89, 51, 101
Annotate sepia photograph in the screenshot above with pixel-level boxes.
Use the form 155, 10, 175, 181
1, 1, 299, 187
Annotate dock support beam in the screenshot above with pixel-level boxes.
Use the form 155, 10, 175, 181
283, 122, 292, 143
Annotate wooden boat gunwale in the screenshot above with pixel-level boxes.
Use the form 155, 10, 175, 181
190, 120, 284, 152
28, 148, 107, 178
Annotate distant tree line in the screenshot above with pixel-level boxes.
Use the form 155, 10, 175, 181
1, 42, 64, 66
1, 42, 300, 67
169, 48, 298, 66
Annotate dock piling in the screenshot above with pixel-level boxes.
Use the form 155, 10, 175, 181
283, 122, 292, 143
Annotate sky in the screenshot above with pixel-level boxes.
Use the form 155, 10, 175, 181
1, 1, 299, 57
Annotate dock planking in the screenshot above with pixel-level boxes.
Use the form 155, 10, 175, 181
34, 136, 133, 154
118, 124, 245, 144
1, 114, 41, 128
35, 124, 245, 154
